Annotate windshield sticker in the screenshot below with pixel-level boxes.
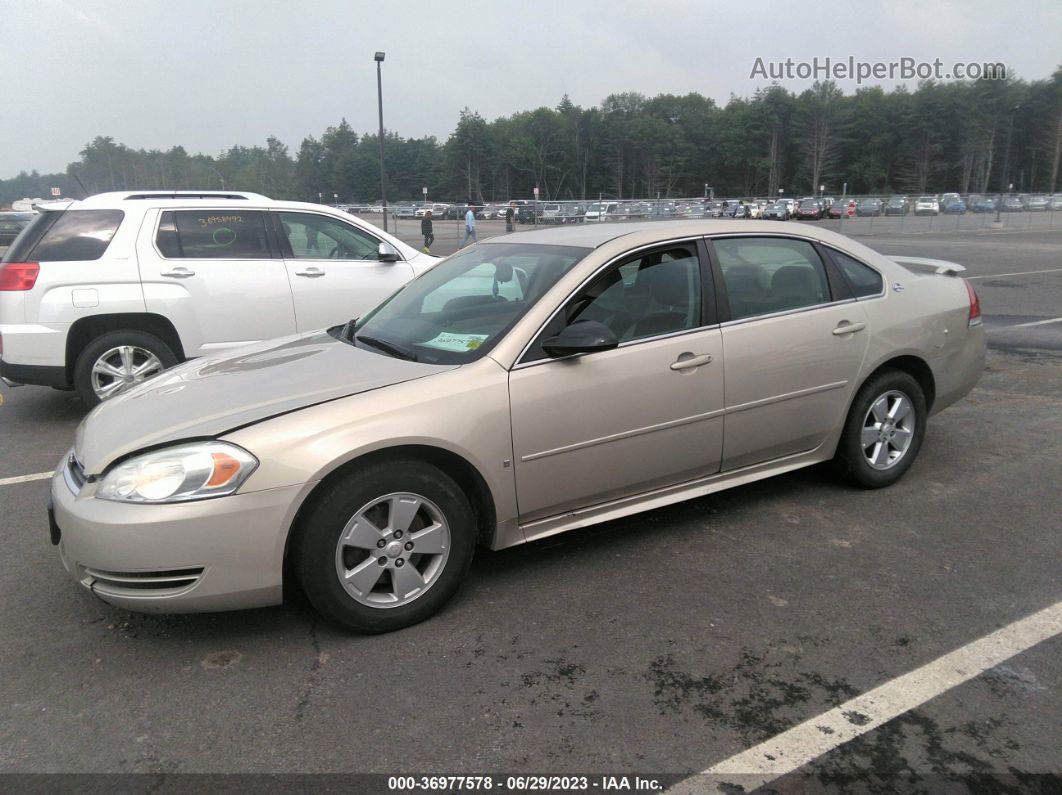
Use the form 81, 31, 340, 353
420, 332, 488, 352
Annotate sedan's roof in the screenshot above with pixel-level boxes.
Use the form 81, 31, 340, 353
496, 219, 823, 248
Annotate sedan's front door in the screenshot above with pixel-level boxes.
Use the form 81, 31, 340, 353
508, 242, 725, 524
275, 212, 415, 331
710, 236, 869, 470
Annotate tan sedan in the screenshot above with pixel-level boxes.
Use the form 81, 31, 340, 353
50, 221, 985, 632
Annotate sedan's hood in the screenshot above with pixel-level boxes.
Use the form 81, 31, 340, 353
75, 331, 456, 474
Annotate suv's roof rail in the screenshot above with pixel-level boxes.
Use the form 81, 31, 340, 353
76, 191, 271, 204
122, 192, 267, 201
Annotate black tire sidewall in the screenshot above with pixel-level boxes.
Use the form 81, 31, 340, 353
73, 330, 179, 407
295, 460, 476, 634
836, 371, 927, 488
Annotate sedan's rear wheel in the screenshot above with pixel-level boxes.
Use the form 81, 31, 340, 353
295, 460, 476, 633
834, 371, 927, 488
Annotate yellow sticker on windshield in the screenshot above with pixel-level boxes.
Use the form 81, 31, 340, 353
421, 332, 489, 353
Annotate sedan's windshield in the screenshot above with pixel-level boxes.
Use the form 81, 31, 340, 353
350, 243, 589, 364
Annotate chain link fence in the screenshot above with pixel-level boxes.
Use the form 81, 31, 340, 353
343, 191, 1062, 255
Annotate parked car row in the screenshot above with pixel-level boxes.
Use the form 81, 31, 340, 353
345, 192, 1062, 227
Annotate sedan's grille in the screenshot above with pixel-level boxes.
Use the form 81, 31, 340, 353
81, 566, 204, 596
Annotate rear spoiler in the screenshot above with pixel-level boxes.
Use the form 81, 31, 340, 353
888, 256, 967, 276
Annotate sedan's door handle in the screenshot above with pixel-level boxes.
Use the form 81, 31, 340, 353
160, 267, 195, 278
670, 353, 713, 370
832, 321, 866, 336
295, 267, 326, 278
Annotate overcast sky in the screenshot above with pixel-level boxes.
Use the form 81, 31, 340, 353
2, 0, 1060, 178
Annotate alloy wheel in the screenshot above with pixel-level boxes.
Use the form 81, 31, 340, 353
90, 345, 164, 400
861, 390, 916, 470
334, 492, 451, 608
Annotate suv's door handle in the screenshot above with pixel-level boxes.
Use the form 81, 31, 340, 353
832, 321, 866, 336
670, 353, 713, 370
295, 267, 325, 278
160, 267, 195, 278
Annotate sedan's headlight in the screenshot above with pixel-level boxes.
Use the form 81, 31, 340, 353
97, 442, 258, 503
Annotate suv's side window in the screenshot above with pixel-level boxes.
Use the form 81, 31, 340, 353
156, 210, 272, 259
276, 212, 385, 261
714, 237, 831, 321
522, 244, 702, 363
27, 210, 124, 261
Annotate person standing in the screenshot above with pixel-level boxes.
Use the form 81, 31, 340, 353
505, 201, 515, 233
421, 210, 434, 254
460, 205, 477, 248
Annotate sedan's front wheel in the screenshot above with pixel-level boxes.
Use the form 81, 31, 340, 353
834, 371, 926, 488
295, 460, 476, 633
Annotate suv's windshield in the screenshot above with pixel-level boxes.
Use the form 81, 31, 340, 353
349, 243, 589, 364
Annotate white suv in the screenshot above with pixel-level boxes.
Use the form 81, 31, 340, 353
0, 191, 438, 405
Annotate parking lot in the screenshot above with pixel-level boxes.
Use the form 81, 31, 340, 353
1, 224, 1060, 788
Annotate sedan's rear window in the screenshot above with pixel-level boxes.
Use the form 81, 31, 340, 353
11, 210, 124, 262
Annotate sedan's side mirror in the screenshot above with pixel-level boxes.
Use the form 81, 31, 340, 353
542, 320, 619, 358
378, 242, 400, 262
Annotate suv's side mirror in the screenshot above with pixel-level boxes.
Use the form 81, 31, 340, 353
378, 242, 400, 262
542, 320, 619, 358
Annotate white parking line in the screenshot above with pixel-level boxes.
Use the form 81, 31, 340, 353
1012, 316, 1062, 328
668, 599, 1062, 794
0, 471, 53, 486
966, 267, 1062, 280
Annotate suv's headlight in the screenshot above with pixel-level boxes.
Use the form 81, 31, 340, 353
97, 442, 258, 503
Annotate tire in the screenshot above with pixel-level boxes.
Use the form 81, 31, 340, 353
833, 370, 927, 489
73, 330, 178, 407
294, 459, 476, 633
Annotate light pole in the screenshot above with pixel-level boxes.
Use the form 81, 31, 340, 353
374, 51, 388, 233
996, 103, 1020, 224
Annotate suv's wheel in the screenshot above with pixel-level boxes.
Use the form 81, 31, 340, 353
833, 370, 927, 488
295, 460, 476, 633
73, 330, 178, 407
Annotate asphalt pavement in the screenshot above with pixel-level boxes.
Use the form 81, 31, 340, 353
0, 224, 1059, 789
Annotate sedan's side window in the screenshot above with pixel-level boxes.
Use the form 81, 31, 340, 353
714, 237, 831, 321
276, 212, 385, 261
569, 246, 701, 343
827, 248, 884, 298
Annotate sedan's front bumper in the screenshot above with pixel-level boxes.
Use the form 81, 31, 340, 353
51, 467, 306, 613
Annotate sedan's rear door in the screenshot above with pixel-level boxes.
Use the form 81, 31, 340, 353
709, 235, 869, 471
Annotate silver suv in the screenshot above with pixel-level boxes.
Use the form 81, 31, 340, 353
0, 191, 437, 405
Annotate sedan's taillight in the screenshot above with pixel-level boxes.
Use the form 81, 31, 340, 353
0, 262, 40, 291
965, 279, 982, 326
